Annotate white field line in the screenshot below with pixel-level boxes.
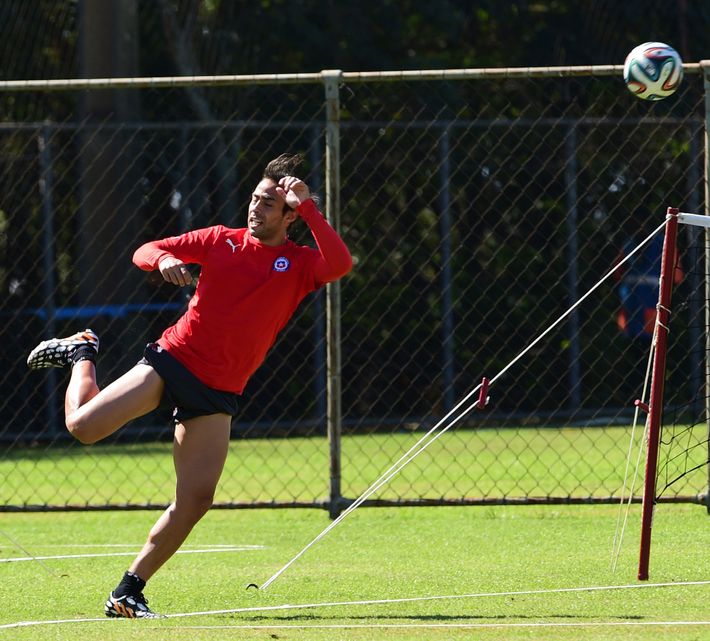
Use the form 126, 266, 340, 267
1, 579, 708, 630
0, 544, 264, 563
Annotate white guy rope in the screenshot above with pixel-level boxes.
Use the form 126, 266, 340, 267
258, 379, 484, 589
145, 579, 710, 618
0, 529, 60, 577
259, 217, 670, 591
486, 219, 669, 389
611, 338, 655, 572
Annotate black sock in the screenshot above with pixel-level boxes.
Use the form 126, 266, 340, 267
113, 571, 146, 598
71, 345, 96, 365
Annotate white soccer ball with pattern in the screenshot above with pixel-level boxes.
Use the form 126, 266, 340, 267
623, 42, 683, 101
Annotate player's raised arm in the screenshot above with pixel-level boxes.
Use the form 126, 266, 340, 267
277, 176, 352, 283
299, 200, 352, 283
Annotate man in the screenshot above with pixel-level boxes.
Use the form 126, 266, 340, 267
26, 154, 352, 618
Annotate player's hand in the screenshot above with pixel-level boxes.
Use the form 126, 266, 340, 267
276, 176, 310, 210
158, 256, 193, 287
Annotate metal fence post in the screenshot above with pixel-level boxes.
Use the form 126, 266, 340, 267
438, 127, 456, 412
178, 128, 192, 232
703, 60, 710, 514
563, 124, 582, 412
686, 122, 704, 421
322, 70, 344, 518
309, 125, 327, 430
38, 125, 59, 436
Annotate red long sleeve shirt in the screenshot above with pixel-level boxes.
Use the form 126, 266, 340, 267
132, 199, 352, 393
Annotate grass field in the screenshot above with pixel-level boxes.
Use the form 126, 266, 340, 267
2, 426, 705, 508
2, 426, 708, 639
1, 503, 709, 640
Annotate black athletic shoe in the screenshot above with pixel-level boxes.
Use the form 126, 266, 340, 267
26, 329, 99, 369
104, 591, 160, 619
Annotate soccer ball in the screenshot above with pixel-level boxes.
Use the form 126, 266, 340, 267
623, 42, 683, 101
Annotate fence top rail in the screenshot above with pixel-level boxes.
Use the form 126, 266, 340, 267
0, 62, 703, 92
0, 115, 700, 133
343, 63, 704, 82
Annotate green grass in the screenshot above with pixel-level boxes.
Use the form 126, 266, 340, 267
1, 504, 709, 640
2, 426, 705, 508
1, 427, 708, 639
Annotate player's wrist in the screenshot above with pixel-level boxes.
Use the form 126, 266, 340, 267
157, 253, 178, 269
296, 198, 320, 218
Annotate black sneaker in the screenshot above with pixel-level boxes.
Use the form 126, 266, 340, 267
104, 591, 160, 619
26, 329, 99, 369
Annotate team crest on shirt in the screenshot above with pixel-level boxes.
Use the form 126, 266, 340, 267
273, 256, 290, 272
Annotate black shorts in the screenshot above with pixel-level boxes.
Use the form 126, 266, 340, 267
139, 343, 239, 423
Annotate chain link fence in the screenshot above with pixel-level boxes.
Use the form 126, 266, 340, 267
0, 65, 708, 511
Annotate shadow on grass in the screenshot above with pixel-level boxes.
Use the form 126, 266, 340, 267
232, 613, 647, 623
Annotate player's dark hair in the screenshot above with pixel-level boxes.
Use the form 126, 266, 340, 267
262, 153, 318, 215
263, 153, 304, 183
262, 154, 303, 213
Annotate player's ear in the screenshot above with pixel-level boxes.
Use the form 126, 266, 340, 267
284, 208, 298, 225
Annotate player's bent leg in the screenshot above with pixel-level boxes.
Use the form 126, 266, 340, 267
127, 413, 231, 583
66, 364, 165, 444
65, 360, 100, 414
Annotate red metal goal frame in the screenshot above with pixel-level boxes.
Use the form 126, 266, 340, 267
637, 207, 680, 581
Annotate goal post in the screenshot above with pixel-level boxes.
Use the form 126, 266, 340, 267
637, 207, 679, 581
637, 207, 710, 580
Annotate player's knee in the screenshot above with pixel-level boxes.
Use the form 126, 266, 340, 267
192, 491, 216, 517
65, 413, 100, 445
180, 489, 216, 520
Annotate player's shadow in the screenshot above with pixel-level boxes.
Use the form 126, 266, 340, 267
236, 613, 646, 623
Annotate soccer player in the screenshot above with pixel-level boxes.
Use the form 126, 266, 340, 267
26, 154, 352, 618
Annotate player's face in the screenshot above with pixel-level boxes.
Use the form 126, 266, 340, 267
248, 179, 295, 245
